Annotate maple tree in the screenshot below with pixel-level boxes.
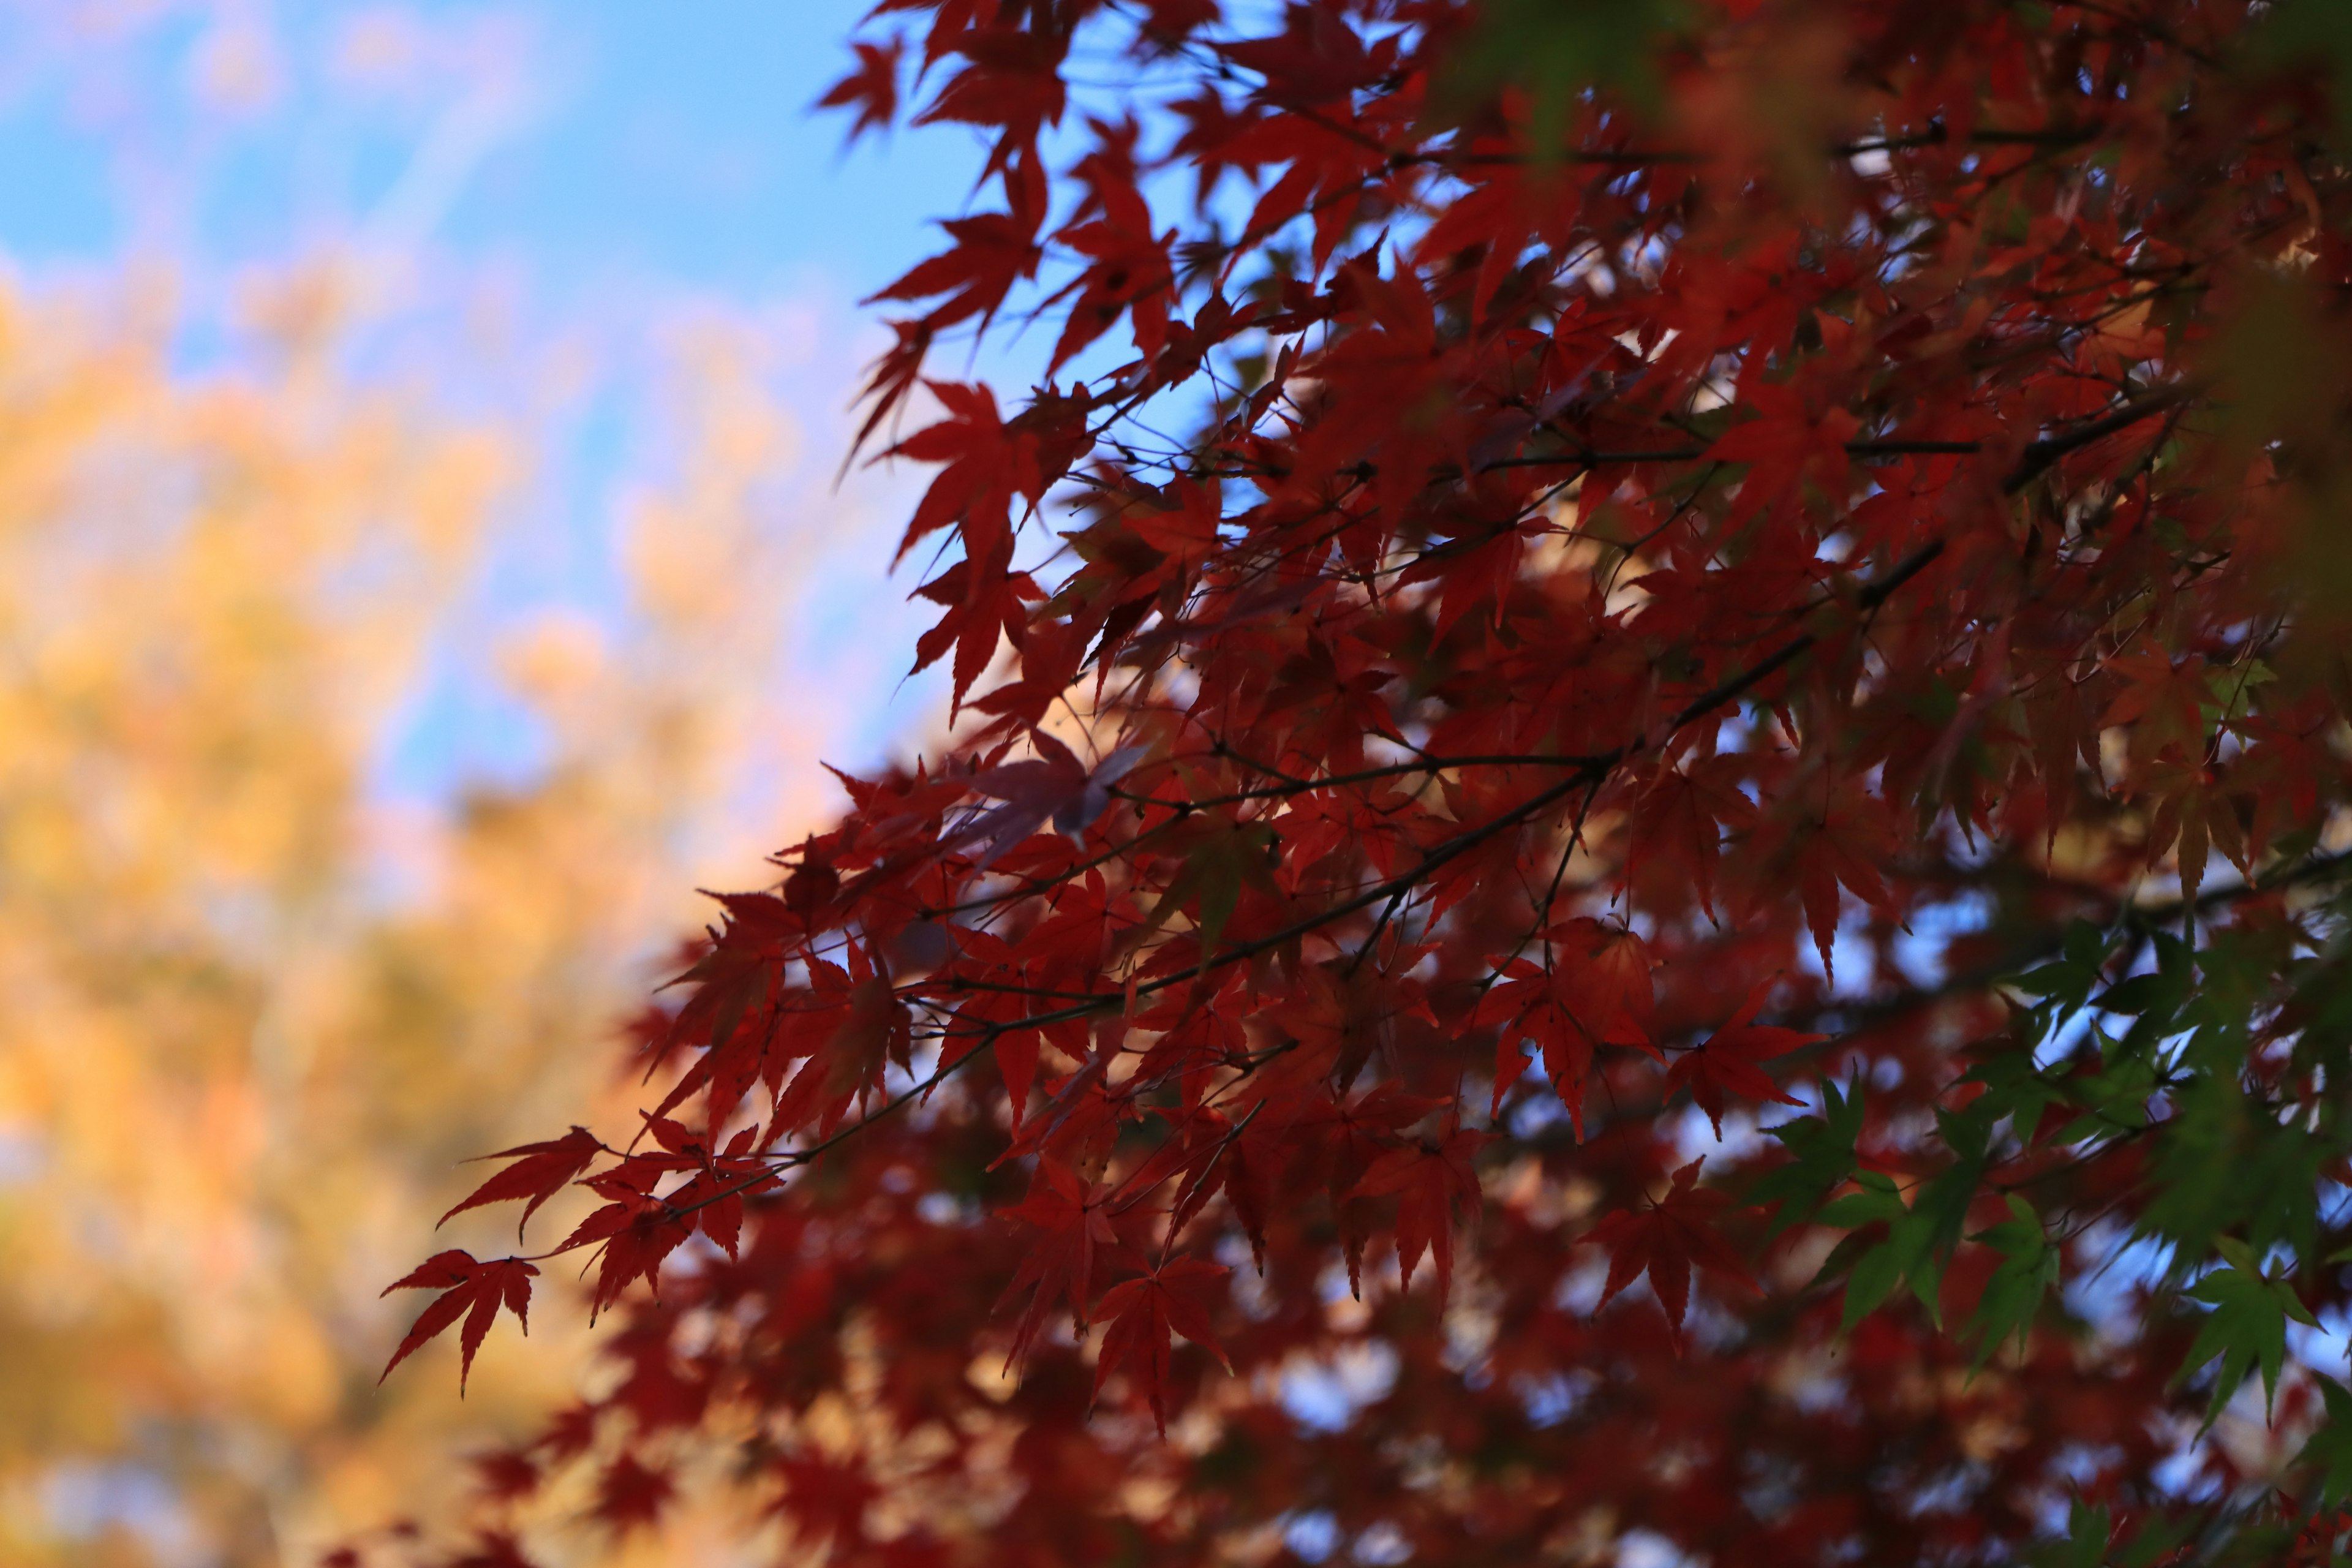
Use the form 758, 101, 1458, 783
385, 1, 2352, 1561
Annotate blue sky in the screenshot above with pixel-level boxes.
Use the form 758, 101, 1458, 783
0, 1, 978, 296
0, 1, 1007, 811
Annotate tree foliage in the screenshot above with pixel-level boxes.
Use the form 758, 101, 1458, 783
388, 1, 2352, 1561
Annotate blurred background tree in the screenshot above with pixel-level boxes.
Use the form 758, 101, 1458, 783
0, 2, 959, 1562
0, 261, 846, 1566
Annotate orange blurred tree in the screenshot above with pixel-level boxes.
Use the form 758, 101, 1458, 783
0, 268, 845, 1566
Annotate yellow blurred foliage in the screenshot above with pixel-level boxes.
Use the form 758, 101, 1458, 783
0, 265, 837, 1567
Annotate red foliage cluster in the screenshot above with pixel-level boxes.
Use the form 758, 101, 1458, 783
379, 2, 2352, 1562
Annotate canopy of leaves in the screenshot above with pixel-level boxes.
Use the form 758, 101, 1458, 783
381, 1, 2352, 1563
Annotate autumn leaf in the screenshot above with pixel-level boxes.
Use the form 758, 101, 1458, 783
437, 1125, 603, 1240
556, 1185, 694, 1322
1703, 386, 1858, 526
1752, 780, 1898, 978
2139, 748, 2251, 905
594, 1453, 675, 1531
1091, 1254, 1231, 1433
1629, 753, 1757, 919
1664, 978, 1822, 1136
440, 1532, 539, 1568
379, 1250, 539, 1393
1351, 1120, 1488, 1306
816, 38, 901, 145
1131, 813, 1283, 959
2101, 649, 2212, 771
952, 728, 1147, 867
1583, 1159, 1757, 1336
1480, 919, 1654, 1132
997, 1156, 1125, 1370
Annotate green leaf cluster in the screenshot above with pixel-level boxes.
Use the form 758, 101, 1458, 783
1813, 1114, 1988, 1334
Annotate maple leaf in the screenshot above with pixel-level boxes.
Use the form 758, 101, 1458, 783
2101, 649, 2212, 772
1964, 1194, 2059, 1372
472, 1447, 540, 1503
776, 1453, 882, 1555
1703, 386, 1858, 525
996, 1156, 1125, 1370
1480, 919, 1654, 1131
1749, 1074, 1867, 1237
1090, 1254, 1231, 1433
2177, 1240, 2320, 1427
2140, 748, 2251, 905
912, 551, 1047, 712
1628, 753, 1757, 919
437, 1125, 602, 1240
952, 729, 1147, 867
816, 38, 902, 145
1663, 978, 1822, 1136
1219, 7, 1378, 104
595, 1453, 675, 1531
914, 27, 1068, 150
1049, 174, 1174, 370
556, 1184, 694, 1322
379, 1250, 539, 1393
888, 380, 1022, 560
1129, 813, 1283, 959
1351, 1120, 1488, 1306
1583, 1159, 1757, 1336
1753, 780, 1898, 978
2298, 1379, 2352, 1513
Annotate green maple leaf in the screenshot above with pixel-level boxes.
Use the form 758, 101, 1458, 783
1817, 1144, 1985, 1333
1967, 1194, 2058, 1373
2177, 1240, 2318, 1428
1750, 1074, 1865, 1238
2296, 1377, 2352, 1513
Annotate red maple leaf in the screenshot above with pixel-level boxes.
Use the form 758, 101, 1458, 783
443, 1532, 539, 1568
1479, 919, 1654, 1131
379, 1250, 538, 1392
1664, 978, 1823, 1136
1583, 1158, 1757, 1336
911, 549, 1047, 711
1351, 1120, 1488, 1306
951, 728, 1148, 867
815, 38, 902, 145
595, 1453, 674, 1531
437, 1125, 601, 1240
2101, 649, 2212, 769
554, 1172, 695, 1322
1628, 753, 1757, 919
996, 1156, 1125, 1369
472, 1447, 540, 1503
1091, 1254, 1231, 1433
1703, 385, 1859, 526
1754, 779, 1898, 978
